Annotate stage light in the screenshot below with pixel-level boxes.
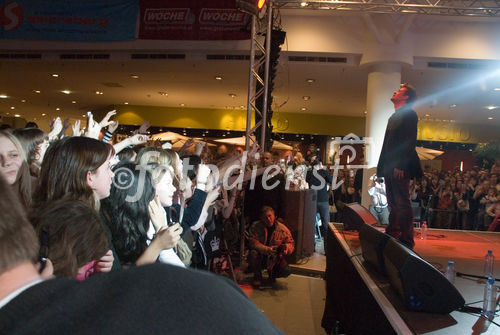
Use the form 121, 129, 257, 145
236, 0, 267, 17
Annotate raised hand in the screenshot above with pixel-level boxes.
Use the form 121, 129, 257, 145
247, 142, 260, 163
149, 196, 168, 232
128, 133, 149, 145
133, 120, 150, 135
204, 186, 221, 209
85, 110, 116, 139
197, 163, 211, 184
48, 117, 63, 140
154, 223, 183, 250
84, 113, 99, 139
72, 120, 83, 137
99, 110, 117, 128
108, 120, 119, 134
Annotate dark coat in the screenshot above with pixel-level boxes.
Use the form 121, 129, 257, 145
377, 106, 423, 179
0, 264, 285, 334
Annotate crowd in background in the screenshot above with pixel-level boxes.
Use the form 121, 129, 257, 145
1, 112, 499, 286
409, 167, 500, 231
331, 162, 500, 232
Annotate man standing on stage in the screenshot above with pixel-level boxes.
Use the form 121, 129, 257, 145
377, 83, 423, 249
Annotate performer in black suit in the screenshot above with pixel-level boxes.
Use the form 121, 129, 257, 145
377, 83, 423, 249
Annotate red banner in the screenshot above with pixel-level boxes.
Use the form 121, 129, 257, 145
139, 0, 251, 40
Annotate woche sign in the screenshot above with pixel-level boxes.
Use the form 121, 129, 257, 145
139, 0, 251, 40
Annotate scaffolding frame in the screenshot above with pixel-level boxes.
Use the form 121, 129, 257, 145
244, 6, 273, 152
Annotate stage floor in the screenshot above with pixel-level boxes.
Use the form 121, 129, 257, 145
335, 224, 500, 334
289, 238, 326, 277
413, 227, 500, 279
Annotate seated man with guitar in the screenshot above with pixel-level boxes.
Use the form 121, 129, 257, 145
248, 206, 295, 288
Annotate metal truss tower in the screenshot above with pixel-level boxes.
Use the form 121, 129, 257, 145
244, 6, 273, 152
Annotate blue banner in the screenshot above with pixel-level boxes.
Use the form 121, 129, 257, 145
0, 0, 139, 41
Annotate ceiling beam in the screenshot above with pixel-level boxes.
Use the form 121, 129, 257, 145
273, 1, 500, 17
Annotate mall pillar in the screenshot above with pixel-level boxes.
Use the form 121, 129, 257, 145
361, 63, 402, 208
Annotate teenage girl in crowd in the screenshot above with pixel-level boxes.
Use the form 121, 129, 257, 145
0, 130, 33, 209
32, 136, 117, 274
12, 127, 49, 177
31, 200, 109, 279
101, 161, 184, 267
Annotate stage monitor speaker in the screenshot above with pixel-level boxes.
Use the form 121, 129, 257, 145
383, 238, 465, 314
343, 203, 377, 231
359, 223, 390, 275
281, 189, 316, 263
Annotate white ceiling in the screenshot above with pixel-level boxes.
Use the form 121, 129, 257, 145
0, 49, 499, 130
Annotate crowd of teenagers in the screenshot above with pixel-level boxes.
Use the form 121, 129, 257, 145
0, 111, 299, 334
1, 109, 498, 283
0, 111, 276, 278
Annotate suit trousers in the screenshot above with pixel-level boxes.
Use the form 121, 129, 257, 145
385, 176, 414, 249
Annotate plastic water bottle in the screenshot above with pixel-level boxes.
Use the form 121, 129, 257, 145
445, 261, 456, 284
420, 223, 427, 240
482, 277, 497, 320
484, 250, 494, 278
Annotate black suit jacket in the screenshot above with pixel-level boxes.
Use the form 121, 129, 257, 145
377, 106, 423, 179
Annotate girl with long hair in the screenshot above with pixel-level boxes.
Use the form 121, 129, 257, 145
33, 136, 117, 271
0, 130, 33, 208
136, 147, 209, 235
33, 136, 114, 208
13, 127, 49, 177
31, 200, 109, 279
101, 161, 183, 266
